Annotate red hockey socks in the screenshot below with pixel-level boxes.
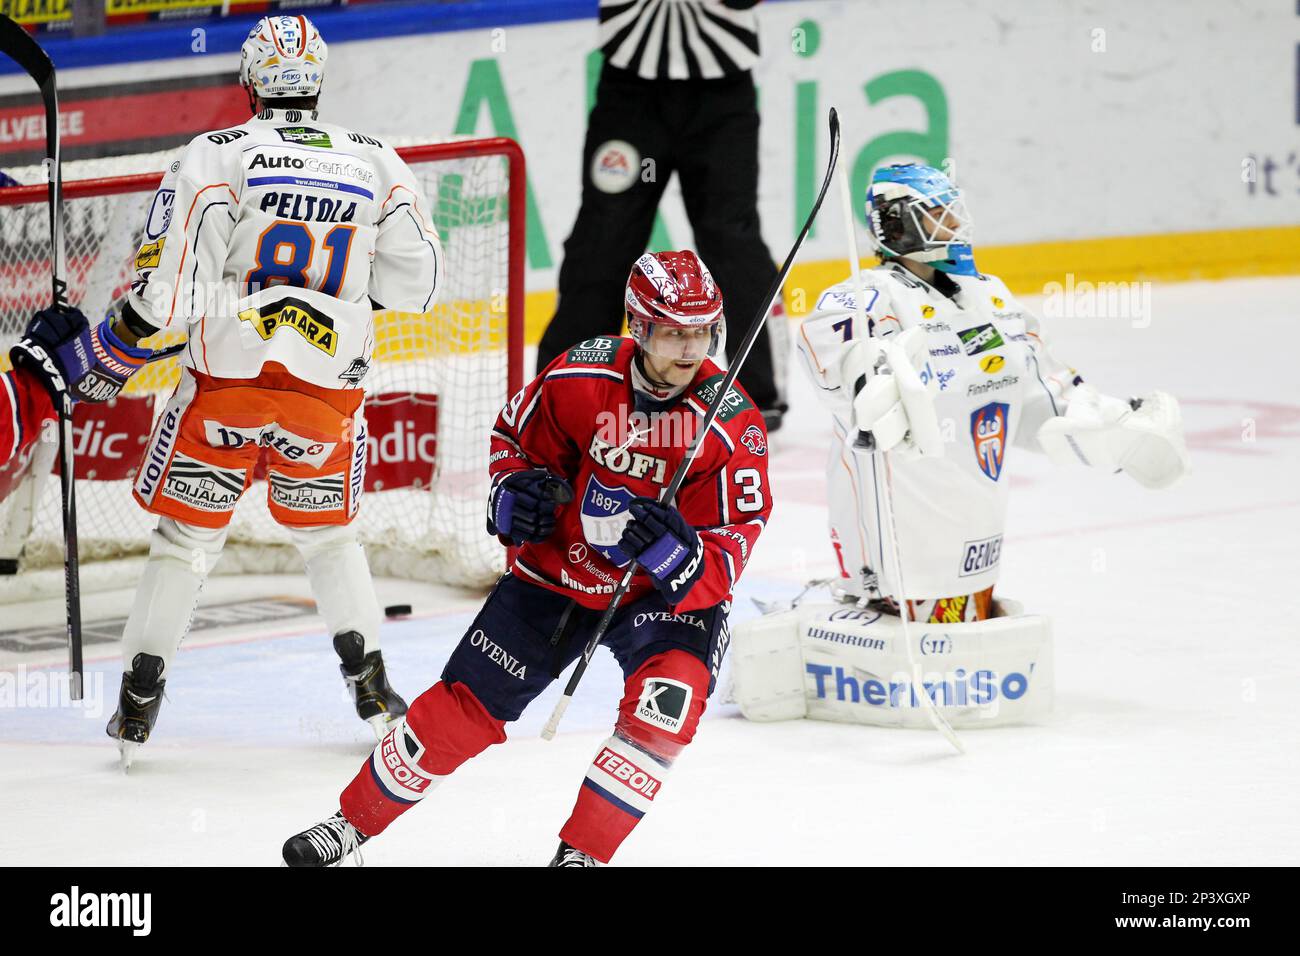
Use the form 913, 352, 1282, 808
340, 680, 505, 836
559, 650, 710, 862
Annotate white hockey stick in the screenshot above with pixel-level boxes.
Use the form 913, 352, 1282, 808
835, 155, 964, 754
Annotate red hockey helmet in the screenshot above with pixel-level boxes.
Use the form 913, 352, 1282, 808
624, 250, 724, 362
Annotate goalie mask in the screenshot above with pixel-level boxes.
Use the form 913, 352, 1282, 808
239, 15, 328, 101
624, 250, 725, 364
867, 163, 977, 276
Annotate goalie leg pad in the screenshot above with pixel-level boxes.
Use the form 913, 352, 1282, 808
732, 600, 1053, 728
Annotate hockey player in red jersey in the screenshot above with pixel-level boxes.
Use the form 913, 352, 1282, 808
282, 250, 772, 866
4, 303, 142, 482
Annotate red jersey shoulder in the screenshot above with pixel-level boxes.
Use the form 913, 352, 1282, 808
546, 336, 636, 374
682, 367, 768, 456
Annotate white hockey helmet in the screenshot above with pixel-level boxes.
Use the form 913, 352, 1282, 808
239, 15, 327, 101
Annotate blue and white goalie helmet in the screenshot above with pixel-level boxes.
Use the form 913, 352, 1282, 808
239, 15, 328, 100
867, 163, 977, 276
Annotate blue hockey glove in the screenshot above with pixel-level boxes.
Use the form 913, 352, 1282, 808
618, 497, 706, 604
10, 305, 149, 404
488, 469, 574, 544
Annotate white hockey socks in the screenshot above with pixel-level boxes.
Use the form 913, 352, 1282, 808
121, 517, 228, 676
287, 524, 383, 654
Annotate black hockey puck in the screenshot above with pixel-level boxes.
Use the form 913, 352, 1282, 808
385, 604, 413, 618
0, 558, 17, 575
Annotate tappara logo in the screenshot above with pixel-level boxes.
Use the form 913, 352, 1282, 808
971, 401, 1009, 481
740, 423, 766, 456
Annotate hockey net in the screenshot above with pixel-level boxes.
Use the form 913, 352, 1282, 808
0, 137, 524, 593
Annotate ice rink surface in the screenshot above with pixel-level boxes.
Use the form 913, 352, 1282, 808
2, 276, 1297, 866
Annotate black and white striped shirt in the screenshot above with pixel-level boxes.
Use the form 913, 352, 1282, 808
600, 0, 761, 81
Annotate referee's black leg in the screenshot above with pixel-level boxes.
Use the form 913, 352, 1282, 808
536, 70, 671, 374
676, 73, 782, 414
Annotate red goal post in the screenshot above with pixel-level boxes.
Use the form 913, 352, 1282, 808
0, 137, 526, 595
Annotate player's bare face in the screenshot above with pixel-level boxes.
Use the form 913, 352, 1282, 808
642, 325, 712, 387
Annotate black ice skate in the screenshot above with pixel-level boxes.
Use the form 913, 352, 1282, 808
548, 841, 602, 867
334, 631, 407, 739
105, 652, 166, 771
282, 811, 368, 867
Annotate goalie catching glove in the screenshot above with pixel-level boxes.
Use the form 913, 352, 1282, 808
1036, 384, 1189, 490
618, 497, 706, 605
10, 305, 149, 405
839, 326, 944, 457
488, 469, 574, 544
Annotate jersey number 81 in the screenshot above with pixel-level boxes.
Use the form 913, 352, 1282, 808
246, 221, 357, 297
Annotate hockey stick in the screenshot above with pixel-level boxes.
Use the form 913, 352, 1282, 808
541, 108, 842, 740
1, 15, 83, 699
836, 146, 963, 753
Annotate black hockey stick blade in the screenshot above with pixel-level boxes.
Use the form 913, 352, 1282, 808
541, 109, 843, 740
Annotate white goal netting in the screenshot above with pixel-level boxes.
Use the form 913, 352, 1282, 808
0, 138, 523, 592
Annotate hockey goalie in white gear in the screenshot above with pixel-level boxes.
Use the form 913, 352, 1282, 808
731, 162, 1189, 729
105, 14, 442, 765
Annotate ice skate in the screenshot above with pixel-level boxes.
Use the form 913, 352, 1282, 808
105, 653, 166, 772
281, 811, 368, 867
334, 631, 407, 739
548, 841, 602, 867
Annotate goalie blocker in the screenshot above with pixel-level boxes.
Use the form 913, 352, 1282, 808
730, 600, 1053, 728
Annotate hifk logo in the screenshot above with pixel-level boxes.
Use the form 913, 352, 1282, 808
579, 476, 636, 566
971, 401, 1009, 481
740, 423, 766, 457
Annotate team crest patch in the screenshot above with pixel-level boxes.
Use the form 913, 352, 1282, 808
634, 677, 693, 735
579, 475, 635, 566
971, 401, 1009, 481
740, 423, 766, 456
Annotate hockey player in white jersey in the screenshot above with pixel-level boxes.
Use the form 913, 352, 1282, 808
731, 163, 1188, 728
102, 15, 442, 762
796, 163, 1188, 618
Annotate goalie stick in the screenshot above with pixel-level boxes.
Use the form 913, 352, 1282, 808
834, 135, 962, 754
541, 108, 843, 740
1, 15, 83, 699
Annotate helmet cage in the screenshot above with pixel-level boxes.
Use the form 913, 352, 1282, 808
869, 185, 973, 264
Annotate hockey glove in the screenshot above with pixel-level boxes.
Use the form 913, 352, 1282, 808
488, 469, 574, 544
842, 327, 944, 458
618, 497, 706, 605
11, 306, 149, 405
1036, 384, 1190, 490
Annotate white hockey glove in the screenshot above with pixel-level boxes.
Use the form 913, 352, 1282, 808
839, 327, 944, 458
1036, 383, 1189, 489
